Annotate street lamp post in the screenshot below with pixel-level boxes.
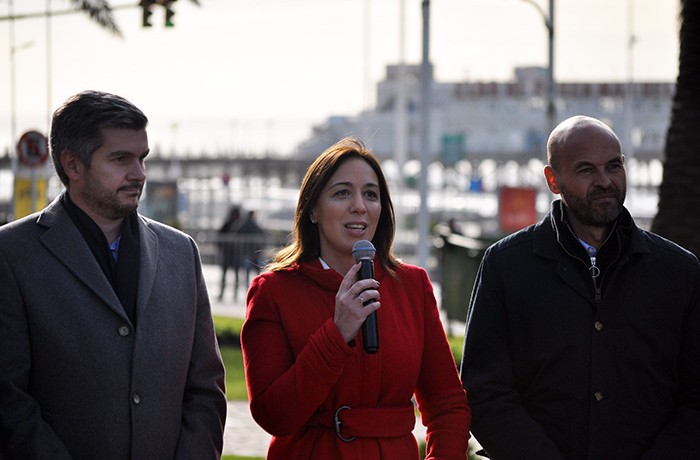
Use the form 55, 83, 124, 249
394, 0, 407, 236
9, 0, 17, 149
418, 0, 431, 269
522, 0, 555, 135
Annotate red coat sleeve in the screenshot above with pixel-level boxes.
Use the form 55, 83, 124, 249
241, 273, 355, 436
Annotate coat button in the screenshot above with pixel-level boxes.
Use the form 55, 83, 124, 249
118, 326, 130, 337
132, 393, 141, 405
594, 321, 603, 331
594, 391, 604, 401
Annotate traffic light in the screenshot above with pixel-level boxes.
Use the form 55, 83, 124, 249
164, 0, 177, 27
140, 0, 155, 27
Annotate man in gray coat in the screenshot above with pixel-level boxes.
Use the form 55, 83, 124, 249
0, 91, 227, 459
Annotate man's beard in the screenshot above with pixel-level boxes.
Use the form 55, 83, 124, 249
561, 185, 626, 228
84, 179, 142, 220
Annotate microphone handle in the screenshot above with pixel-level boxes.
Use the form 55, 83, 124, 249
359, 259, 378, 354
359, 258, 374, 280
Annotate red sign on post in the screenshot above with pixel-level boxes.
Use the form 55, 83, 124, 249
499, 186, 538, 233
17, 130, 49, 167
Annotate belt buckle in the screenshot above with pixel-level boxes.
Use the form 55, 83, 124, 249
334, 405, 356, 442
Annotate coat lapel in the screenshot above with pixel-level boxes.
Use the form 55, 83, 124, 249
37, 197, 125, 319
136, 216, 158, 314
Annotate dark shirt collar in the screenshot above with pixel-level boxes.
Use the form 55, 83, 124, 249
60, 191, 140, 325
61, 191, 118, 279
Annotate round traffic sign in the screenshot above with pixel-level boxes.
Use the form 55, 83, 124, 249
17, 130, 49, 167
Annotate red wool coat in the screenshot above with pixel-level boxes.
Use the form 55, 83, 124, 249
241, 259, 471, 459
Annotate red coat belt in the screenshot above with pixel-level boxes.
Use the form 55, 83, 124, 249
309, 404, 416, 441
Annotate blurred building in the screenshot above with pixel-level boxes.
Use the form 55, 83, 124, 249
297, 65, 674, 163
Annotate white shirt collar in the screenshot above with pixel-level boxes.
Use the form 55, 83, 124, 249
318, 257, 330, 269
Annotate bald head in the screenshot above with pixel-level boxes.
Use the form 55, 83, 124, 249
543, 115, 626, 238
547, 116, 621, 170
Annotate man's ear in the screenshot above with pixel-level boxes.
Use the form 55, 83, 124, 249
544, 165, 560, 194
60, 151, 83, 181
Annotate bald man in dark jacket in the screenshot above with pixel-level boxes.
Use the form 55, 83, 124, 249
461, 116, 700, 459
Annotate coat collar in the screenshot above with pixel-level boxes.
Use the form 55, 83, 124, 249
37, 196, 122, 315
290, 258, 388, 292
533, 199, 649, 261
36, 195, 159, 325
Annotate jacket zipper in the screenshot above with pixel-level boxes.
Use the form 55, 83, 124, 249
560, 225, 617, 304
590, 255, 602, 303
558, 243, 599, 299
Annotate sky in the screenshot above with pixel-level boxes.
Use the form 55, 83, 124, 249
0, 0, 681, 157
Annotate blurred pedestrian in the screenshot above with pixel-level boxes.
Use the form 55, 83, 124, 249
461, 115, 700, 459
0, 90, 227, 459
236, 209, 266, 291
241, 137, 471, 459
218, 205, 241, 300
447, 217, 462, 235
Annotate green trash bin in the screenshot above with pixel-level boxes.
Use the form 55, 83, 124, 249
435, 230, 493, 326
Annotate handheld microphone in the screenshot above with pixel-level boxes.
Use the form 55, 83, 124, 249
352, 240, 378, 354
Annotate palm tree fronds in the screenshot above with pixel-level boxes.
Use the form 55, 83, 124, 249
71, 0, 122, 37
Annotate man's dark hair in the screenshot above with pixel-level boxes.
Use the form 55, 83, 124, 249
49, 90, 148, 186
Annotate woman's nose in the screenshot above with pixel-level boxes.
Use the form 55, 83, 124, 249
350, 194, 367, 213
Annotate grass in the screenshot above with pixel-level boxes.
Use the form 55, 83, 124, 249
213, 315, 245, 335
448, 334, 464, 365
214, 316, 245, 346
220, 345, 248, 400
214, 315, 249, 401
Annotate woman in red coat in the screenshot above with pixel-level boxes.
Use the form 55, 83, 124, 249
241, 137, 471, 459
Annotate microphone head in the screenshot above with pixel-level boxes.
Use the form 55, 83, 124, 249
352, 240, 376, 262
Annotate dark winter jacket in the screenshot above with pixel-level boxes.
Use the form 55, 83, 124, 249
461, 200, 700, 460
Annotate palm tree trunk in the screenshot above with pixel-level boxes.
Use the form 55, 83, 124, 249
651, 0, 700, 258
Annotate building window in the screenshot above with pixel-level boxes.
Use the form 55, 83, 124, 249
599, 96, 623, 113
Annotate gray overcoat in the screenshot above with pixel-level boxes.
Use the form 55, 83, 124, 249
0, 196, 227, 459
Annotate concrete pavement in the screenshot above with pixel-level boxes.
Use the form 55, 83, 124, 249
222, 400, 271, 458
